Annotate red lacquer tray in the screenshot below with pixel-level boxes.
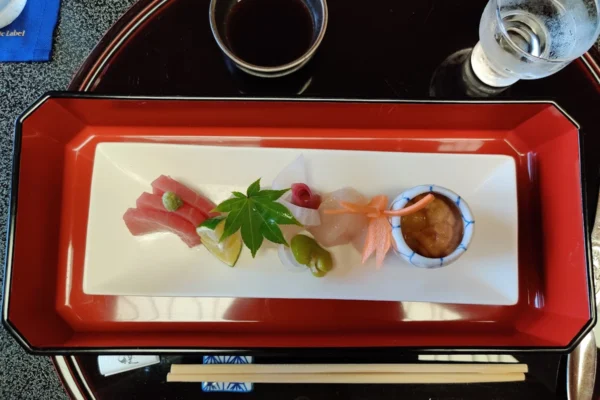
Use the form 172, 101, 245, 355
2, 93, 594, 353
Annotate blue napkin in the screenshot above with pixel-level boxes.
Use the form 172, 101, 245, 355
0, 0, 60, 62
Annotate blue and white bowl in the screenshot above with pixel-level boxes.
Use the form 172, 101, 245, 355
389, 185, 474, 269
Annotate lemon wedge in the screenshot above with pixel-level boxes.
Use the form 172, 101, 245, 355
197, 219, 242, 267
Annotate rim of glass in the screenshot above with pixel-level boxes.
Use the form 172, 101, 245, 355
493, 0, 600, 64
209, 0, 329, 73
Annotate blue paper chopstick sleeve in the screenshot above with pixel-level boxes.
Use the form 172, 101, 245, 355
0, 0, 61, 62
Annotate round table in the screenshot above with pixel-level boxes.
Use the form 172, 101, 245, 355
52, 0, 600, 398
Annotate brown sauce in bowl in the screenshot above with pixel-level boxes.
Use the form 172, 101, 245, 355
401, 193, 463, 258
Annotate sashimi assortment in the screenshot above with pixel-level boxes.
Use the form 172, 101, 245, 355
272, 155, 321, 227
123, 177, 214, 248
136, 192, 206, 227
123, 208, 202, 248
291, 183, 321, 209
151, 175, 217, 218
309, 187, 368, 248
122, 156, 470, 276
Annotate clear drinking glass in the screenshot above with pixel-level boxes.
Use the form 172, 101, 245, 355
471, 0, 600, 87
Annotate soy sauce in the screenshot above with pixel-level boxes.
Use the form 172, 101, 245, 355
225, 0, 314, 67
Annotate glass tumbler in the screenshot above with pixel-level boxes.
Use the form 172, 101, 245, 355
471, 0, 600, 87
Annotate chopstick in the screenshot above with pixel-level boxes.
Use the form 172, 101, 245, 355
167, 363, 527, 384
166, 372, 525, 384
170, 363, 528, 375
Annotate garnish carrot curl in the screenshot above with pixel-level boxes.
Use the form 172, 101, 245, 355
324, 194, 434, 217
323, 193, 435, 268
384, 194, 434, 216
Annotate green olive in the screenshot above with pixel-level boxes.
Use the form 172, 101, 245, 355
290, 234, 314, 265
314, 248, 333, 272
310, 265, 327, 278
290, 234, 333, 277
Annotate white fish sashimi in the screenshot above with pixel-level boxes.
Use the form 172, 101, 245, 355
351, 223, 368, 253
279, 224, 304, 242
272, 155, 307, 190
308, 187, 369, 248
280, 199, 321, 227
272, 155, 321, 227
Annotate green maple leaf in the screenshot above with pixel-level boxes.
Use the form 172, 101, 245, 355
213, 178, 302, 257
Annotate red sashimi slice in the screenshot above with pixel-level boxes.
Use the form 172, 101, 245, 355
291, 183, 321, 210
136, 192, 206, 227
123, 208, 201, 248
151, 175, 217, 217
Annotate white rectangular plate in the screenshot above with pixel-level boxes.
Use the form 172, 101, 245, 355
84, 143, 518, 305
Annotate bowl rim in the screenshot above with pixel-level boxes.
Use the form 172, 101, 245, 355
209, 0, 329, 74
389, 185, 475, 268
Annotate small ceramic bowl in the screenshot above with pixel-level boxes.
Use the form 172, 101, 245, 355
0, 0, 27, 29
389, 185, 475, 269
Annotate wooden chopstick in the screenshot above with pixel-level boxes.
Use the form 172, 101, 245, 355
170, 363, 528, 375
166, 372, 526, 384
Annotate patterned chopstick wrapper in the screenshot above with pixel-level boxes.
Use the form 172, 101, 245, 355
201, 356, 254, 393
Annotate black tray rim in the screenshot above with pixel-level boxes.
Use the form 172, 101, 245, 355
2, 91, 595, 355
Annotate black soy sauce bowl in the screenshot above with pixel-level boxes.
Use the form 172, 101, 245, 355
209, 0, 328, 78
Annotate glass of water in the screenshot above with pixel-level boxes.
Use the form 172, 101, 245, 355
470, 0, 600, 87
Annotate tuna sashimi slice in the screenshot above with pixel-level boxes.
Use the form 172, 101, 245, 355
291, 183, 321, 210
136, 192, 206, 227
151, 175, 217, 217
123, 208, 201, 248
